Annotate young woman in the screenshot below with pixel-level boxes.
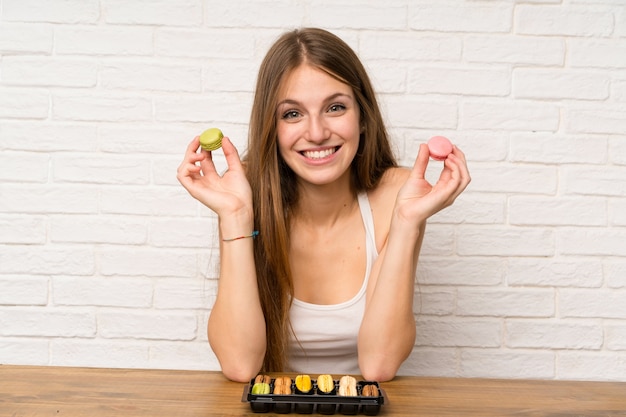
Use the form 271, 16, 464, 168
177, 28, 470, 382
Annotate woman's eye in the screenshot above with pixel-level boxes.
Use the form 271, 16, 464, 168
282, 110, 301, 120
328, 103, 346, 113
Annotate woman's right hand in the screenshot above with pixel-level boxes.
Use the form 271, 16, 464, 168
179, 136, 263, 381
176, 136, 253, 218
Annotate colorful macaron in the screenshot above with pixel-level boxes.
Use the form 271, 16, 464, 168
199, 127, 223, 151
273, 376, 292, 395
251, 374, 271, 395
427, 135, 453, 161
295, 374, 312, 394
317, 374, 335, 394
338, 375, 357, 396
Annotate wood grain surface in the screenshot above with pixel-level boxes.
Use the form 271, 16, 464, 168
1, 365, 625, 416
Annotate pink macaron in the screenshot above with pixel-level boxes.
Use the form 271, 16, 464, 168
427, 136, 453, 161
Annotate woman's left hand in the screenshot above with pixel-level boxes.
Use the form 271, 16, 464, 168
395, 143, 471, 226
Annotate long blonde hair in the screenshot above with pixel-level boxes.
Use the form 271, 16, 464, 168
244, 28, 397, 372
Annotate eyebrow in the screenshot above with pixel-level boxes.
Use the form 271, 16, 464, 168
276, 92, 354, 108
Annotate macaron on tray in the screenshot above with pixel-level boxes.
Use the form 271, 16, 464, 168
242, 374, 386, 415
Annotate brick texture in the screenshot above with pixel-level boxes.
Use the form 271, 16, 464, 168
1, 0, 625, 382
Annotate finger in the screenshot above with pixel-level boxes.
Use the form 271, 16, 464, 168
178, 137, 202, 174
221, 137, 244, 171
436, 154, 469, 203
180, 137, 206, 167
450, 144, 467, 161
453, 146, 472, 187
197, 136, 242, 181
186, 136, 202, 155
409, 143, 430, 181
178, 137, 213, 188
445, 149, 471, 189
177, 160, 202, 190
197, 150, 222, 184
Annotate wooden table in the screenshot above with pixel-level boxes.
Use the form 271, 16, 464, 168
2, 365, 626, 416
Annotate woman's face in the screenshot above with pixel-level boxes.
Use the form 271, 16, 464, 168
275, 64, 360, 188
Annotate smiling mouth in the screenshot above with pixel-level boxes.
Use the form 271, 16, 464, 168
301, 146, 339, 160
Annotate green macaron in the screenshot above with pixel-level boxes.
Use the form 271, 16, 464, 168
251, 382, 270, 395
199, 128, 223, 151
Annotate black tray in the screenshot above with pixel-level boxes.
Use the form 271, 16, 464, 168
242, 377, 386, 415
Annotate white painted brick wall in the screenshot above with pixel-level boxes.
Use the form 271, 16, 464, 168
1, 0, 625, 382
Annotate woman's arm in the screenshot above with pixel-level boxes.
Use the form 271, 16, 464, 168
208, 212, 266, 382
358, 223, 422, 382
358, 144, 470, 381
177, 136, 266, 382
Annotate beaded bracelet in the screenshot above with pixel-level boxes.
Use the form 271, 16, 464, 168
222, 230, 259, 242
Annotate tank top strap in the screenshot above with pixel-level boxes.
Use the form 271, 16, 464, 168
357, 192, 378, 258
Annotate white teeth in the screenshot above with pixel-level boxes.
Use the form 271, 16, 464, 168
303, 148, 335, 159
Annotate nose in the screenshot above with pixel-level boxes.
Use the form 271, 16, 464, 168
304, 115, 329, 144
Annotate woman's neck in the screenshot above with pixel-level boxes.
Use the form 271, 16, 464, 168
292, 178, 359, 228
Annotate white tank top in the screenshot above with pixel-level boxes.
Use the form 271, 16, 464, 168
287, 192, 378, 374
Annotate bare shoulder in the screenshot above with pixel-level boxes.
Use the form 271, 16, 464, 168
366, 167, 410, 250
368, 166, 410, 202
382, 166, 411, 187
